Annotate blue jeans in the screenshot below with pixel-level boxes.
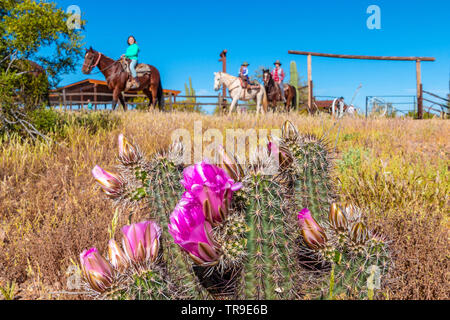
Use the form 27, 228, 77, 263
278, 82, 286, 101
130, 59, 138, 78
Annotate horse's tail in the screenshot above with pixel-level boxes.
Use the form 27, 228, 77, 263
157, 78, 165, 111
262, 87, 269, 114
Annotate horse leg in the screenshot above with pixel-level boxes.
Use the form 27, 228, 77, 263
257, 92, 265, 115
112, 91, 119, 111
229, 96, 239, 116
150, 85, 158, 111
285, 96, 290, 113
143, 88, 153, 111
255, 93, 261, 114
118, 92, 127, 111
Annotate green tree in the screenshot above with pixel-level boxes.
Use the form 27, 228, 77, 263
0, 0, 85, 138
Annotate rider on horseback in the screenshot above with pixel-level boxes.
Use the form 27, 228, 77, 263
122, 36, 140, 89
272, 60, 286, 102
239, 62, 251, 91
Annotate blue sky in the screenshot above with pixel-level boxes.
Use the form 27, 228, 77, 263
55, 0, 449, 113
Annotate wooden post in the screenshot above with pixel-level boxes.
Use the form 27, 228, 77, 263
219, 50, 228, 110
416, 60, 423, 119
169, 94, 173, 112
307, 54, 313, 111
419, 84, 424, 119
62, 89, 67, 111
94, 84, 98, 111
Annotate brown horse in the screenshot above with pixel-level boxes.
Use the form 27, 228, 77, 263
262, 69, 297, 112
81, 47, 164, 111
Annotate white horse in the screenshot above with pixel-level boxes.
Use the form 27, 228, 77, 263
214, 72, 268, 115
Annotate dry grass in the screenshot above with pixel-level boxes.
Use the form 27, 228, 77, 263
0, 111, 448, 300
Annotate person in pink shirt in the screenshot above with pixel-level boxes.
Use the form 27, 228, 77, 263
272, 60, 286, 102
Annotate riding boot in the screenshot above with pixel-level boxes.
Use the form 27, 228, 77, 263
131, 77, 140, 89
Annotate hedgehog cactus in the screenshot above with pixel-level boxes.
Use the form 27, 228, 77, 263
239, 162, 299, 300
297, 204, 391, 300
79, 221, 190, 300
280, 121, 337, 222
85, 122, 392, 300
94, 135, 203, 298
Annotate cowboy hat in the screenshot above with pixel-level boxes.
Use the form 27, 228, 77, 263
241, 62, 250, 66
274, 60, 282, 66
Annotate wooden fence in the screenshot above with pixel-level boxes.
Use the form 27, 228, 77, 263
48, 91, 257, 112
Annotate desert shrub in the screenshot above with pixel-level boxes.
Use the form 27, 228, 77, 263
0, 109, 121, 141
62, 112, 121, 135
28, 108, 63, 134
337, 147, 370, 174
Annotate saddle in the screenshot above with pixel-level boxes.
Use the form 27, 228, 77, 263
120, 58, 151, 90
239, 77, 260, 92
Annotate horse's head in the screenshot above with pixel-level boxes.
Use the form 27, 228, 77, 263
82, 47, 100, 75
214, 72, 222, 91
262, 69, 271, 85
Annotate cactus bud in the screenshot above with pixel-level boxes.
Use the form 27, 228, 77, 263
92, 165, 123, 198
216, 145, 244, 182
351, 222, 369, 245
80, 248, 114, 293
282, 120, 299, 140
343, 202, 357, 219
329, 203, 348, 232
298, 209, 328, 250
118, 134, 141, 165
268, 136, 293, 169
107, 239, 129, 272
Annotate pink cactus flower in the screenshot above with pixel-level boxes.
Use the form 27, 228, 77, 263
92, 165, 123, 197
169, 194, 220, 265
298, 209, 328, 250
121, 221, 161, 264
80, 248, 114, 293
181, 161, 242, 225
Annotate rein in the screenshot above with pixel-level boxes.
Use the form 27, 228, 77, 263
85, 52, 120, 75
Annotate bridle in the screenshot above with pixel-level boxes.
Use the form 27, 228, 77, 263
83, 51, 119, 75
263, 71, 276, 87
83, 51, 102, 74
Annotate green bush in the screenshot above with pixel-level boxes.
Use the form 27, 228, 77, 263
337, 148, 371, 174
28, 108, 63, 134
1, 108, 121, 140
64, 111, 121, 134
